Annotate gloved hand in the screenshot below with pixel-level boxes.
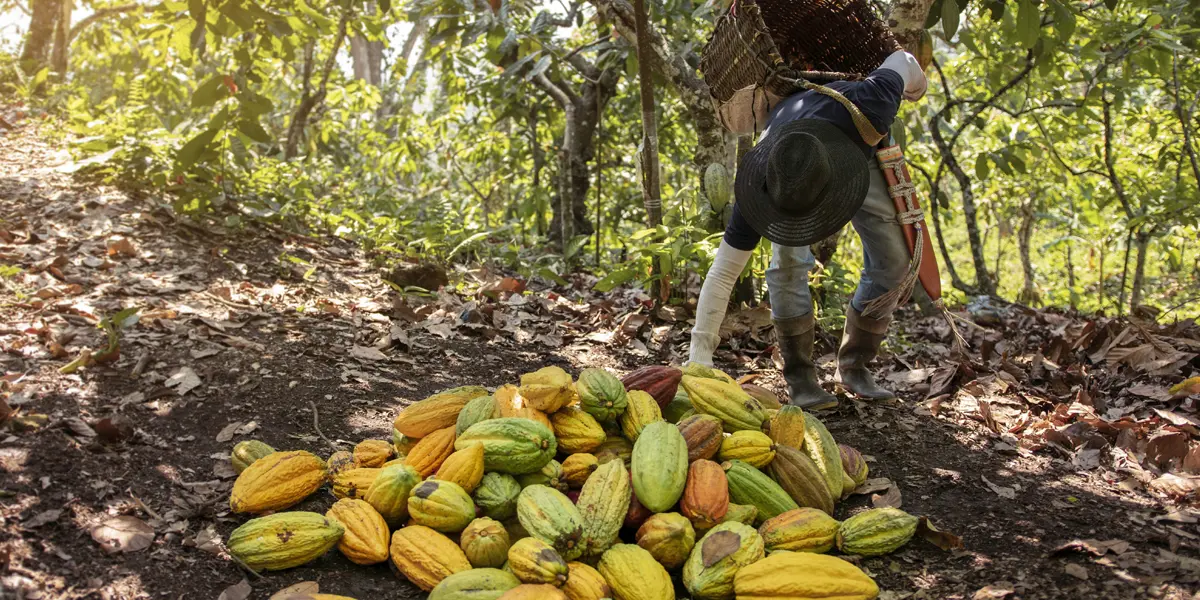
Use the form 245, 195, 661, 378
880, 50, 927, 101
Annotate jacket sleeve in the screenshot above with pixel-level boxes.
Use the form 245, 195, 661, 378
844, 69, 905, 137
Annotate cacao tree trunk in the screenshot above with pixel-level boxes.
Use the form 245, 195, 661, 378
19, 0, 61, 75
1017, 198, 1036, 306
885, 0, 936, 55
49, 0, 69, 75
1130, 231, 1150, 310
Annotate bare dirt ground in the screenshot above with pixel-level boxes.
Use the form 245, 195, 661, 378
2, 124, 1198, 599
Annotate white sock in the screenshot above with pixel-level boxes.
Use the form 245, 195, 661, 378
689, 240, 753, 367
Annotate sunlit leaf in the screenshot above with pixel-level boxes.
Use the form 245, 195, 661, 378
191, 75, 227, 108
177, 128, 219, 171
1016, 0, 1041, 49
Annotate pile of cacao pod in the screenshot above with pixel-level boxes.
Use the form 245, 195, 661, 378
224, 363, 926, 600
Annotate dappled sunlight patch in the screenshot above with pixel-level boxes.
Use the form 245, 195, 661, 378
0, 446, 30, 472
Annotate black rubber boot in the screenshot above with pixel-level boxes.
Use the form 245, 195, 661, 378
774, 314, 839, 410
837, 307, 896, 400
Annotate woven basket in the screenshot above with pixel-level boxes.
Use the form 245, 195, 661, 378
699, 0, 902, 135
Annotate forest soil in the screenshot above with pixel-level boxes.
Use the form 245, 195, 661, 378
1, 125, 1197, 599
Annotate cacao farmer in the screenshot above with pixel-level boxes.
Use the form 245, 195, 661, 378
689, 50, 928, 410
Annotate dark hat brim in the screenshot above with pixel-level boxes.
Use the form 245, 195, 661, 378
734, 120, 870, 247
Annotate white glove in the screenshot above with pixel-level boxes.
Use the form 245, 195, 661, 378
880, 50, 927, 102
689, 240, 753, 367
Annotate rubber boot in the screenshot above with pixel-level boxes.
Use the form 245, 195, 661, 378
774, 314, 839, 410
836, 307, 896, 399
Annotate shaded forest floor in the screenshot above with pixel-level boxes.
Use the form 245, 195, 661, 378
2, 123, 1199, 600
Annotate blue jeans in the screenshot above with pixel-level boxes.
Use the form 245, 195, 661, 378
767, 159, 910, 322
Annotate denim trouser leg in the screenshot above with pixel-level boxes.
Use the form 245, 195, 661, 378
766, 160, 910, 318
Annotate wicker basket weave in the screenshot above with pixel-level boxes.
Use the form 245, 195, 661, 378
699, 0, 902, 135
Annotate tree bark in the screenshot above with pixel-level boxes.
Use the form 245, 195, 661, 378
19, 0, 61, 75
885, 0, 936, 56
285, 10, 350, 159
930, 116, 993, 294
1130, 231, 1150, 310
49, 0, 69, 75
632, 0, 667, 300
349, 37, 383, 86
1017, 197, 1036, 306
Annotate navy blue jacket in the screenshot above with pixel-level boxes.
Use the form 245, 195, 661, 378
723, 68, 905, 251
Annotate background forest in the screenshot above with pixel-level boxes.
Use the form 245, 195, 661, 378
3, 0, 1200, 320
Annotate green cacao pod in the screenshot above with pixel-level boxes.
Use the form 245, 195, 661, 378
409, 479, 477, 533
429, 568, 521, 600
576, 459, 630, 559
593, 436, 632, 466
661, 390, 694, 423
393, 429, 415, 458
722, 460, 798, 522
461, 517, 512, 568
619, 390, 663, 442
550, 407, 606, 455
683, 521, 765, 600
720, 503, 758, 527
758, 507, 840, 553
230, 440, 275, 474
456, 418, 557, 475
681, 375, 767, 433
507, 537, 569, 586
474, 472, 523, 520
365, 462, 421, 525
636, 512, 696, 570
517, 459, 567, 493
457, 395, 500, 435
228, 511, 344, 571
631, 420, 689, 512
802, 415, 843, 500
516, 485, 585, 560
576, 367, 628, 423
767, 445, 835, 515
703, 163, 732, 213
836, 507, 919, 557
597, 544, 673, 600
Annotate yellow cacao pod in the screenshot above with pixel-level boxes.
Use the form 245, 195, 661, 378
518, 366, 575, 413
561, 561, 611, 600
550, 407, 606, 454
324, 498, 389, 565
229, 450, 326, 514
389, 525, 472, 591
331, 467, 381, 500
560, 453, 599, 488
718, 430, 777, 469
326, 450, 359, 476
508, 537, 568, 586
499, 584, 568, 600
435, 442, 486, 493
619, 390, 663, 442
405, 426, 458, 477
394, 385, 489, 439
597, 544, 673, 600
733, 551, 879, 599
353, 439, 394, 468
766, 405, 807, 450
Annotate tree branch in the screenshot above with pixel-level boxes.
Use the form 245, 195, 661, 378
1171, 51, 1200, 188
1101, 87, 1135, 218
68, 3, 149, 45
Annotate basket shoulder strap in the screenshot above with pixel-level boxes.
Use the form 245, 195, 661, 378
801, 82, 885, 147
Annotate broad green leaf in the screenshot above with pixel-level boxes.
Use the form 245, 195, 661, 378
1049, 0, 1075, 42
191, 75, 226, 108
236, 119, 270, 143
925, 0, 943, 28
448, 231, 492, 258
177, 128, 219, 170
594, 268, 637, 293
1016, 0, 1040, 49
1104, 0, 1118, 9
380, 0, 390, 13
975, 154, 991, 180
942, 0, 960, 40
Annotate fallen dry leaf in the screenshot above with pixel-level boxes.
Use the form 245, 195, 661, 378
871, 484, 903, 509
215, 422, 242, 443
349, 345, 388, 361
90, 515, 154, 553
981, 475, 1016, 500
972, 585, 1014, 599
23, 509, 63, 529
852, 477, 894, 496
269, 582, 320, 600
917, 517, 963, 551
1063, 562, 1089, 580
1052, 538, 1131, 557
94, 415, 135, 444
165, 366, 201, 395
217, 579, 252, 600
